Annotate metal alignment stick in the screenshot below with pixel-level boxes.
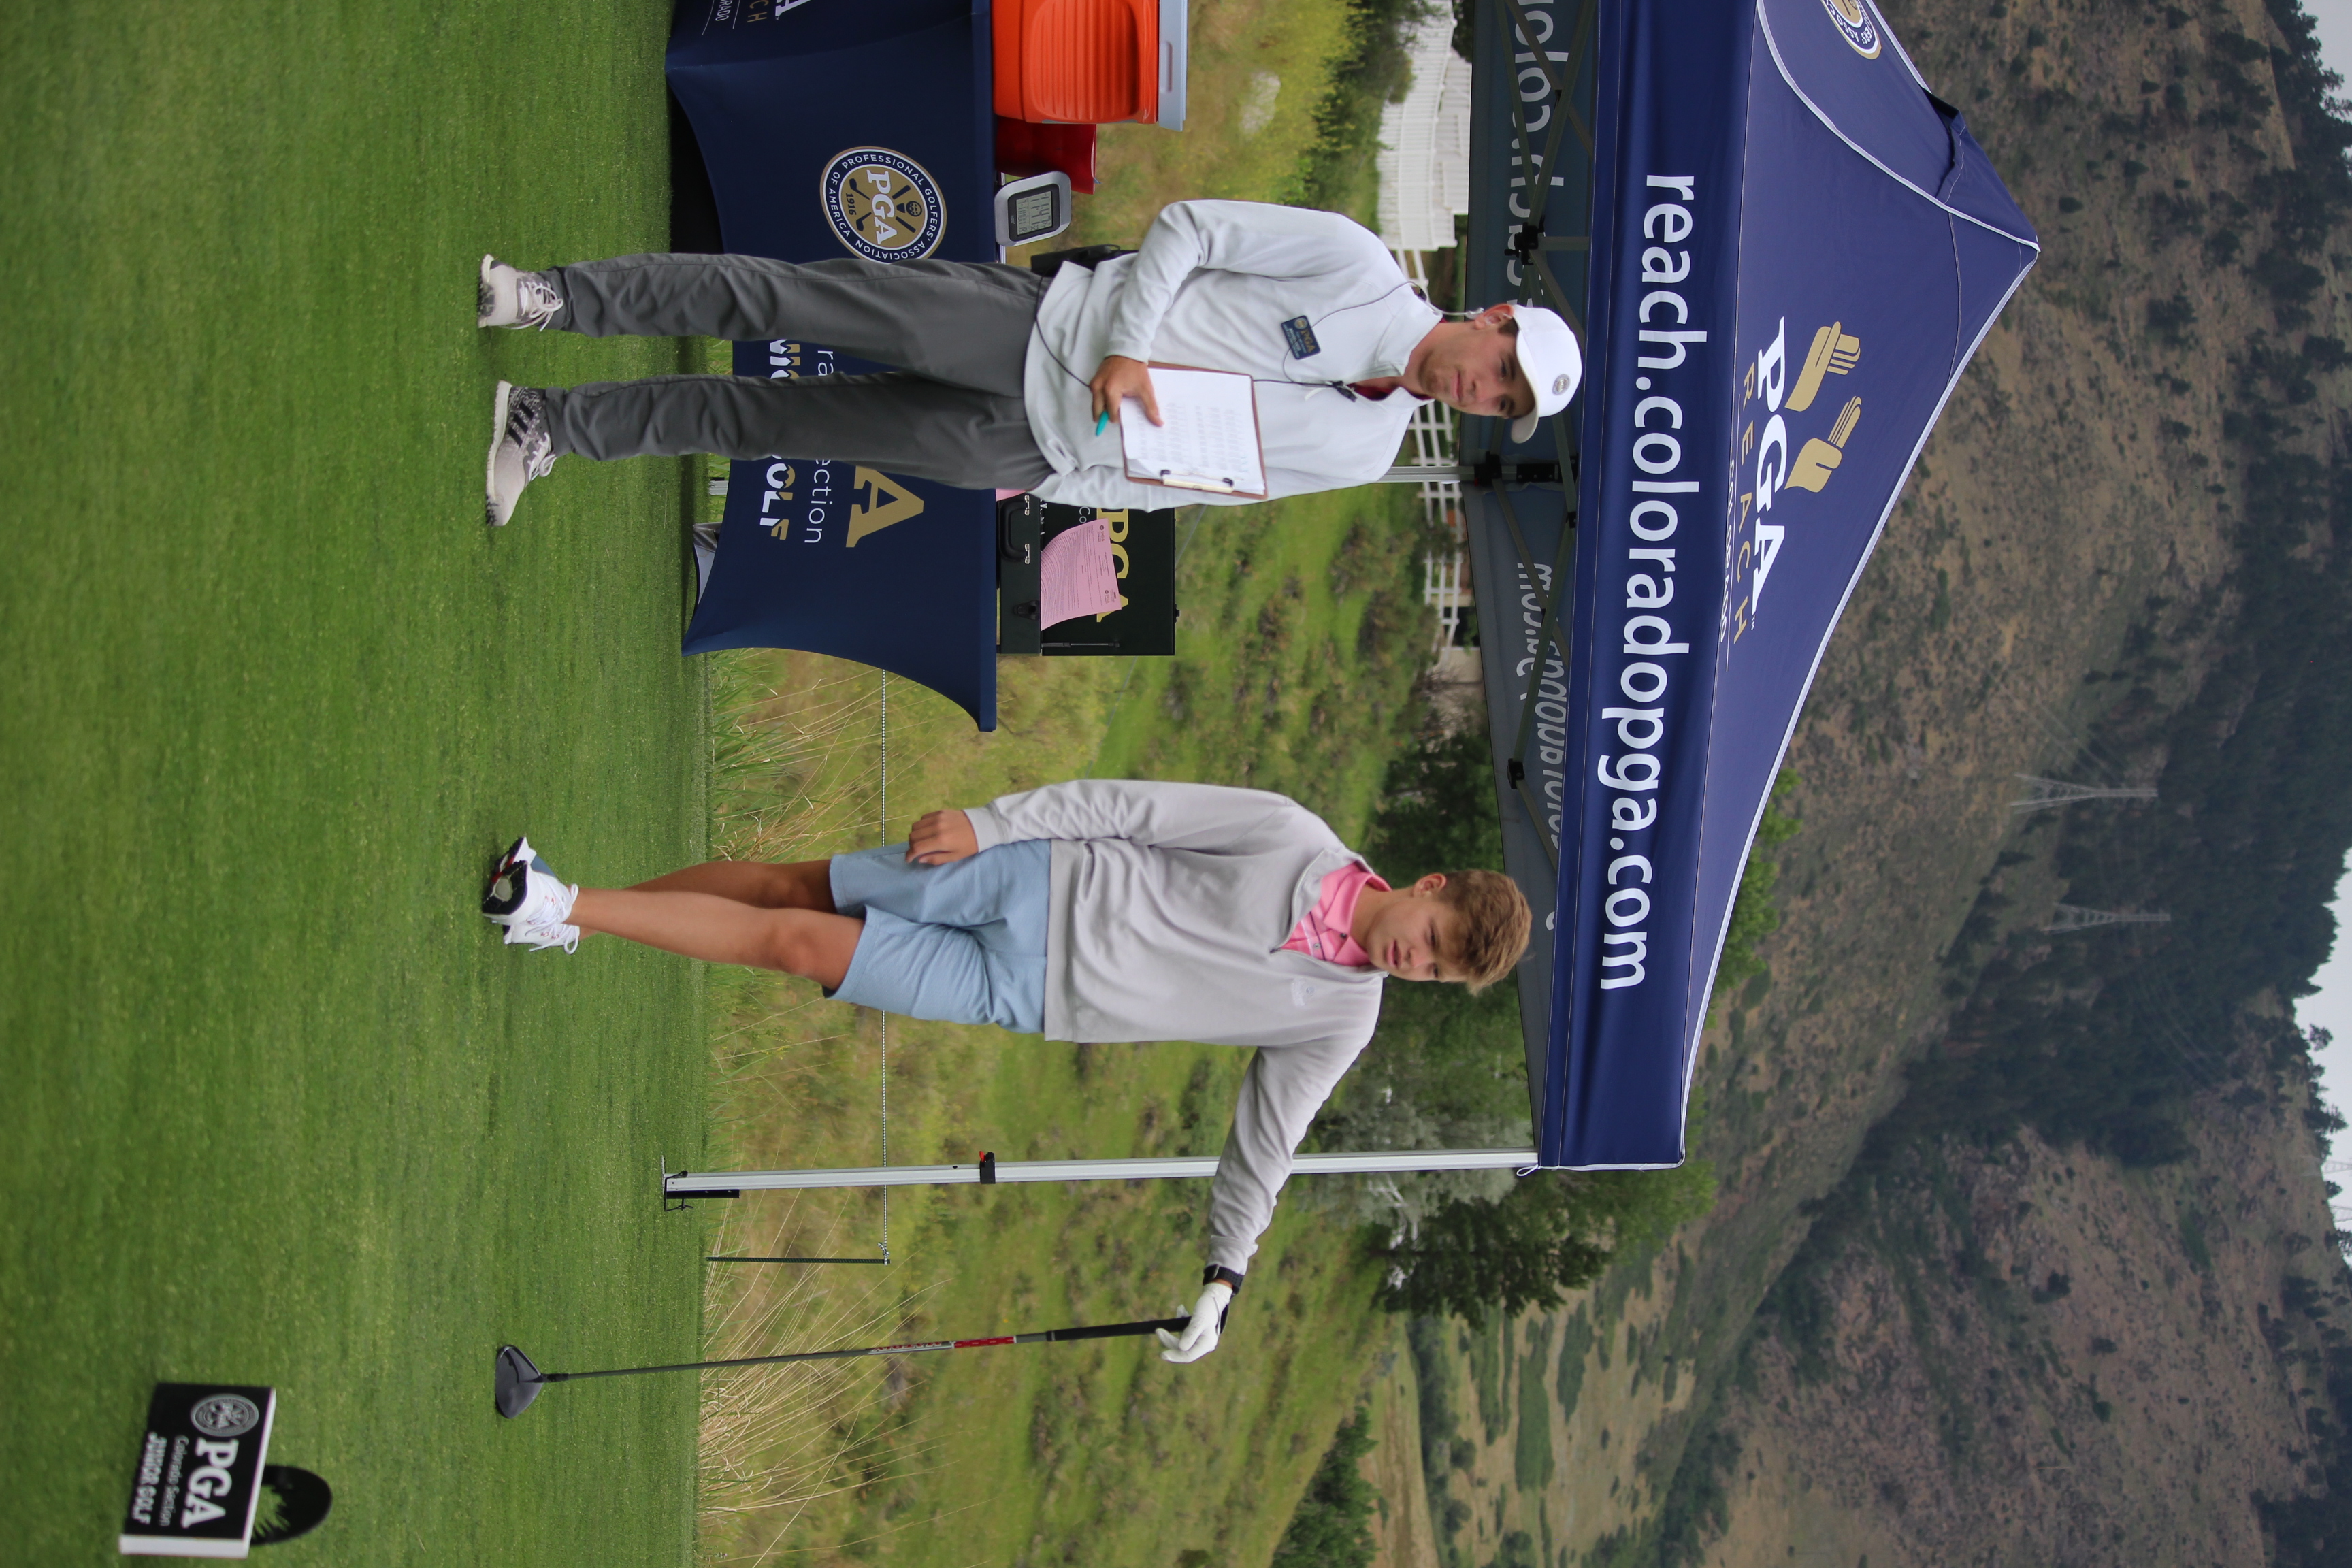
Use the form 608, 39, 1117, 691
665, 1147, 1540, 1197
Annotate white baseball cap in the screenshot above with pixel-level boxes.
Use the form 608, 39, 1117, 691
1509, 305, 1583, 444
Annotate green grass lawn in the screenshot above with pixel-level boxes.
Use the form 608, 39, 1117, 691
0, 5, 713, 1563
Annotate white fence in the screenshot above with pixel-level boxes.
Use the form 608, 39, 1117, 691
1376, 16, 1473, 253
1394, 250, 1473, 658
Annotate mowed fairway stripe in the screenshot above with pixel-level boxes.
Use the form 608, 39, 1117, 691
0, 5, 710, 1563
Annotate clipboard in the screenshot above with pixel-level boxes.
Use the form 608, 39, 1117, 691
1117, 365, 1268, 498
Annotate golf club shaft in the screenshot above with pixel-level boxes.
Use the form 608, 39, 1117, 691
705, 1255, 889, 1264
541, 1316, 1190, 1382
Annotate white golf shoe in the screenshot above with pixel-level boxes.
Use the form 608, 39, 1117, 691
485, 381, 555, 527
482, 836, 581, 953
477, 255, 566, 329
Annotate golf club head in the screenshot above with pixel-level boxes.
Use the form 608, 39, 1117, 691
495, 1344, 545, 1418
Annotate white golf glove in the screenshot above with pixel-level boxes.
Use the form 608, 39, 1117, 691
1157, 1281, 1235, 1365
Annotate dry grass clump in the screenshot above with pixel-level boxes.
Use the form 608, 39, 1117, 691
698, 652, 923, 1563
709, 655, 893, 866
698, 1196, 948, 1564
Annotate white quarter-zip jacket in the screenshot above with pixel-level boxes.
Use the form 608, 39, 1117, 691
962, 779, 1387, 1275
1022, 201, 1443, 511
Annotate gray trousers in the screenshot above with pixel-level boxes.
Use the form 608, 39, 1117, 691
540, 254, 1056, 491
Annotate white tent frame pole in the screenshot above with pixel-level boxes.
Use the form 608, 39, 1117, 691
665, 1148, 1537, 1195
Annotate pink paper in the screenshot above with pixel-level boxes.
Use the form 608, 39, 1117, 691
1038, 519, 1126, 630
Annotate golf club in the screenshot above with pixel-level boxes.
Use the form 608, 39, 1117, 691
496, 1313, 1192, 1418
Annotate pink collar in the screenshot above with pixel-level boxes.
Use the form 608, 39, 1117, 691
1283, 863, 1388, 968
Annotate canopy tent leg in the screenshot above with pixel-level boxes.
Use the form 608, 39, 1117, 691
664, 1148, 1539, 1198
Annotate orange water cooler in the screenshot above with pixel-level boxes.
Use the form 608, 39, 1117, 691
994, 0, 1186, 127
990, 0, 1185, 194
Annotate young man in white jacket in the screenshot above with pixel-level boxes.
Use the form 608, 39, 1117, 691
476, 199, 1583, 523
481, 779, 1532, 1365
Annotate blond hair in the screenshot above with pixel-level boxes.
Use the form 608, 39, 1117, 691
1434, 870, 1533, 992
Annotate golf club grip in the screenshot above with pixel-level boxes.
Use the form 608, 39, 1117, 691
1038, 1315, 1192, 1343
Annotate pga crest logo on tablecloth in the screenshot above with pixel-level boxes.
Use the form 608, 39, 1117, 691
819, 148, 947, 262
1818, 0, 1882, 58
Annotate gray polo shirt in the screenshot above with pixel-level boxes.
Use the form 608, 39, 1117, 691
964, 779, 1386, 1275
1022, 199, 1442, 511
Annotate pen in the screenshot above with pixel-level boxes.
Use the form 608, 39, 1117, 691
1096, 411, 1109, 436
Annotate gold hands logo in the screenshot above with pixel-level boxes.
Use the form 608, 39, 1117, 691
1782, 321, 1863, 491
820, 148, 947, 263
1727, 316, 1865, 644
845, 468, 926, 546
1787, 322, 1861, 411
1786, 396, 1863, 493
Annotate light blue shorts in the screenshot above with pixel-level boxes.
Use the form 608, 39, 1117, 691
828, 839, 1051, 1034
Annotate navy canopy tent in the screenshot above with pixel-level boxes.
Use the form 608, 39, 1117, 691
663, 0, 2040, 1205
1460, 0, 2038, 1169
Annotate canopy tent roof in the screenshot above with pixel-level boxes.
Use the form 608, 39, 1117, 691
1455, 0, 2037, 1167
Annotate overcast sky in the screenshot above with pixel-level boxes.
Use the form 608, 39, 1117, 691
2310, 0, 2352, 78
2277, 1, 2352, 1107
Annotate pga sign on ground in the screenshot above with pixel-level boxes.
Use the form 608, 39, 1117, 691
119, 1383, 276, 1558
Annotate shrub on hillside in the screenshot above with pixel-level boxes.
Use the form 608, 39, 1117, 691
1267, 1407, 1379, 1568
1294, 0, 1440, 211
1372, 1161, 1718, 1324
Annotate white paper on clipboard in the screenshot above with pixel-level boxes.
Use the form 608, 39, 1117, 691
1118, 368, 1266, 497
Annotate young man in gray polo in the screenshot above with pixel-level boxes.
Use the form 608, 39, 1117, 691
480, 778, 1532, 1365
476, 197, 1583, 523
